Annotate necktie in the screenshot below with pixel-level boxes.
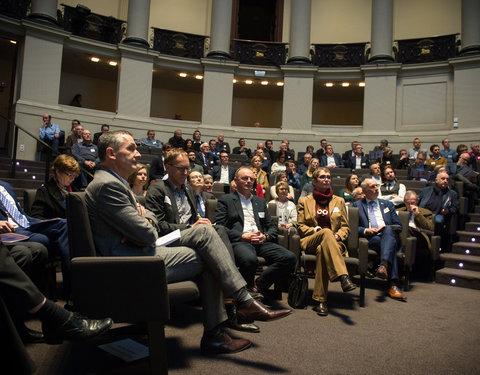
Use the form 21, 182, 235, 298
197, 195, 205, 218
368, 200, 378, 229
0, 190, 30, 228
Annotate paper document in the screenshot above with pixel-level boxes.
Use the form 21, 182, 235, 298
98, 338, 149, 362
155, 228, 181, 247
0, 233, 30, 243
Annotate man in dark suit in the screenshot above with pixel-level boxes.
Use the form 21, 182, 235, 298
212, 152, 236, 183
315, 139, 328, 160
215, 133, 230, 154
342, 140, 359, 167
353, 178, 406, 301
320, 144, 344, 168
213, 166, 297, 296
93, 124, 109, 145
195, 142, 216, 174
149, 143, 172, 183
347, 144, 369, 170
187, 170, 214, 218
168, 129, 185, 149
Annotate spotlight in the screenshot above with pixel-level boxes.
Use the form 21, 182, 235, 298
325, 83, 334, 87
359, 82, 365, 87
32, 176, 36, 180
23, 169, 27, 172
342, 82, 350, 87
108, 61, 117, 66
261, 81, 268, 85
90, 57, 100, 63
471, 238, 476, 242
10, 40, 17, 44
233, 79, 237, 83
276, 82, 284, 86
245, 80, 253, 85
195, 75, 203, 80
179, 73, 187, 77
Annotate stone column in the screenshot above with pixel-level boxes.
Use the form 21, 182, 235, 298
280, 66, 317, 131
116, 46, 154, 118
123, 0, 151, 48
201, 59, 239, 126
207, 0, 232, 59
287, 0, 311, 64
460, 0, 480, 55
369, 0, 394, 63
29, 0, 59, 26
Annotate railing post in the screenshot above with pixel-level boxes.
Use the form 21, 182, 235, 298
10, 125, 18, 179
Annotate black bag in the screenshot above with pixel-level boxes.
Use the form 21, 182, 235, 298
287, 272, 308, 309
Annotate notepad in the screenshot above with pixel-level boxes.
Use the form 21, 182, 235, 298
155, 228, 181, 247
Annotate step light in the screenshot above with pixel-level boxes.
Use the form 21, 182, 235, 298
459, 262, 464, 268
471, 238, 476, 242
465, 249, 471, 254
24, 169, 27, 172
450, 278, 456, 284
32, 176, 36, 180
16, 162, 20, 166
477, 226, 480, 231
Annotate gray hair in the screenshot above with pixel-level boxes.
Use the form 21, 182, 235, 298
98, 130, 132, 161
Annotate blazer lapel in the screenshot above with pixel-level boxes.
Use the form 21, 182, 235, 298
166, 188, 180, 224
233, 193, 244, 224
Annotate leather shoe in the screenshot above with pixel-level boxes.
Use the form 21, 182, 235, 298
200, 331, 251, 354
42, 312, 113, 344
375, 265, 388, 280
340, 275, 356, 292
19, 326, 44, 344
225, 304, 260, 333
236, 300, 291, 323
313, 302, 328, 316
388, 286, 407, 301
247, 286, 264, 300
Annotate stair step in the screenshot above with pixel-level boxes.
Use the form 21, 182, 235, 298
452, 242, 480, 256
468, 213, 480, 222
475, 206, 480, 214
0, 170, 45, 180
457, 231, 480, 244
1, 178, 44, 190
0, 157, 46, 168
435, 267, 480, 289
441, 253, 480, 272
465, 222, 480, 232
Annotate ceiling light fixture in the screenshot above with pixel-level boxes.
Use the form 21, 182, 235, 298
195, 75, 203, 80
261, 81, 268, 86
325, 82, 334, 87
108, 61, 117, 66
233, 79, 237, 83
10, 40, 17, 44
359, 82, 366, 87
179, 72, 187, 77
245, 80, 253, 85
276, 82, 284, 86
342, 82, 350, 87
90, 57, 100, 63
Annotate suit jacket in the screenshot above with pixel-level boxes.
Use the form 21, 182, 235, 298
195, 152, 216, 174
211, 165, 236, 183
353, 198, 402, 236
145, 180, 198, 236
85, 167, 158, 256
232, 146, 252, 159
397, 206, 433, 248
31, 177, 78, 219
149, 156, 166, 181
320, 153, 344, 168
213, 192, 278, 243
297, 194, 350, 246
418, 186, 458, 215
347, 154, 369, 169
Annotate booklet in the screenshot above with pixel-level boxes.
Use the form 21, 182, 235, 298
0, 233, 30, 244
98, 338, 149, 363
155, 228, 181, 247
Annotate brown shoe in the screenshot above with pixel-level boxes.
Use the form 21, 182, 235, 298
340, 275, 356, 292
375, 265, 388, 280
313, 302, 328, 316
388, 286, 407, 301
236, 300, 291, 323
200, 331, 251, 354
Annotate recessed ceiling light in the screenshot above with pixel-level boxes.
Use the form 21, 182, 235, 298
108, 61, 117, 66
233, 79, 237, 83
261, 81, 268, 85
195, 75, 203, 80
90, 57, 100, 63
179, 72, 187, 77
245, 80, 253, 85
325, 82, 334, 87
10, 40, 17, 44
342, 82, 350, 87
359, 82, 365, 87
276, 82, 284, 86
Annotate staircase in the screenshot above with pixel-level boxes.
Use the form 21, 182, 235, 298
436, 204, 480, 290
0, 156, 47, 206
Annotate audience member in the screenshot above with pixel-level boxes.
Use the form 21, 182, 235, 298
456, 144, 476, 171
418, 171, 458, 251
368, 163, 382, 185
379, 166, 406, 207
128, 163, 148, 197
373, 139, 389, 152
88, 132, 289, 353
233, 138, 252, 158
347, 144, 369, 170
285, 161, 300, 190
408, 137, 426, 160
31, 155, 80, 219
426, 144, 447, 168
264, 140, 276, 162
39, 114, 61, 153
378, 146, 395, 170
320, 144, 344, 168
192, 130, 202, 151
187, 150, 204, 174
315, 139, 328, 160
149, 143, 172, 183
71, 129, 99, 187
469, 142, 480, 162
195, 142, 216, 174
301, 157, 319, 188
269, 181, 297, 230
255, 148, 271, 174
454, 153, 480, 212
203, 174, 214, 193
251, 168, 265, 199
338, 174, 359, 204
342, 141, 359, 166
277, 142, 294, 161
251, 155, 269, 194
213, 166, 297, 299
184, 138, 194, 153
93, 124, 109, 145
135, 130, 162, 149
216, 133, 230, 154
395, 149, 410, 170
282, 139, 295, 161
257, 142, 271, 161
70, 93, 82, 107
187, 170, 214, 218
408, 151, 433, 181
271, 151, 287, 174
65, 120, 83, 154
440, 138, 457, 174
297, 153, 312, 176
209, 139, 220, 163
168, 129, 186, 149
212, 152, 236, 183
353, 178, 406, 301
297, 167, 356, 316
270, 172, 294, 200
351, 187, 365, 201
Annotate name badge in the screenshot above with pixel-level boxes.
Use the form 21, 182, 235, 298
431, 162, 435, 165
90, 148, 95, 152
332, 207, 340, 213
258, 212, 265, 218
361, 162, 366, 166
164, 196, 171, 205
383, 207, 390, 214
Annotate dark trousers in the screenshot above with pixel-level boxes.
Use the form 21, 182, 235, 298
232, 241, 296, 290
367, 226, 400, 280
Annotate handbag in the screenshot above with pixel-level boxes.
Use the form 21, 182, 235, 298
287, 270, 308, 309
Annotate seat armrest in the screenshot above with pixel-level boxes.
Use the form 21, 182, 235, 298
430, 236, 441, 260
358, 238, 369, 273
70, 256, 169, 322
402, 236, 417, 268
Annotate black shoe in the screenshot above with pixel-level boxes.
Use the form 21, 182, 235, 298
313, 302, 328, 316
42, 312, 113, 344
225, 304, 260, 333
19, 326, 44, 344
340, 275, 356, 292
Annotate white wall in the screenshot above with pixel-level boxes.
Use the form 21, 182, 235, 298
150, 88, 202, 121
232, 97, 283, 128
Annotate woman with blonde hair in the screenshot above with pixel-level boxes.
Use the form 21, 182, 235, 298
301, 157, 319, 188
270, 172, 294, 200
251, 155, 269, 194
269, 181, 297, 229
128, 163, 148, 197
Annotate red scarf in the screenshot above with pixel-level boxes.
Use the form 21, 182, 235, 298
312, 189, 332, 228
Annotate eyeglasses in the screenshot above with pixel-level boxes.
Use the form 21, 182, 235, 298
170, 165, 189, 172
64, 171, 78, 178
317, 175, 331, 180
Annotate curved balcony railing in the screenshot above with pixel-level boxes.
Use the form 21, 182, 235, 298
60, 4, 126, 45
311, 42, 368, 67
232, 39, 287, 66
394, 34, 459, 64
152, 27, 207, 59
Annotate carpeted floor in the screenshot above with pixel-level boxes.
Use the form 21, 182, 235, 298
26, 277, 480, 375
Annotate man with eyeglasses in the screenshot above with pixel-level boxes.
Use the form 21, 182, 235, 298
353, 178, 407, 301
